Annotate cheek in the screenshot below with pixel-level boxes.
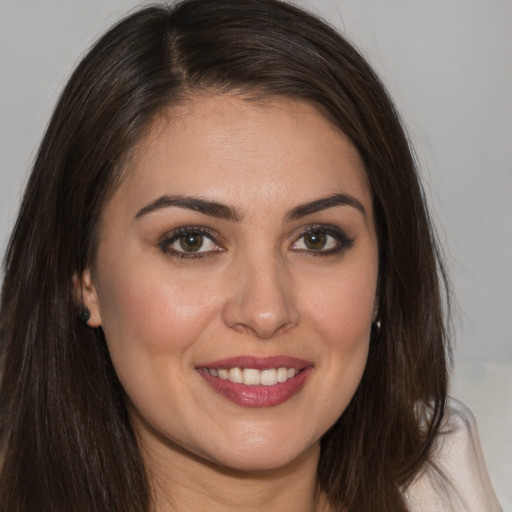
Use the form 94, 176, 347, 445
93, 261, 224, 419
100, 257, 195, 329
94, 256, 226, 379
305, 266, 377, 347
301, 260, 377, 416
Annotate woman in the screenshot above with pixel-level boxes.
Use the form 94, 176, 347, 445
0, 0, 501, 511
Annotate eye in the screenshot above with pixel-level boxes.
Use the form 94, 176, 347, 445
159, 227, 222, 259
290, 225, 353, 255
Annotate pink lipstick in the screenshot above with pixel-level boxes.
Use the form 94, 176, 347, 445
196, 356, 313, 408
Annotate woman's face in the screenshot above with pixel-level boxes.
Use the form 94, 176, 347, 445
84, 95, 379, 472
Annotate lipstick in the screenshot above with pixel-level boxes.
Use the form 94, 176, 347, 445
196, 356, 313, 408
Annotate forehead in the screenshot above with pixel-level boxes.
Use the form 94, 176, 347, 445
110, 94, 373, 219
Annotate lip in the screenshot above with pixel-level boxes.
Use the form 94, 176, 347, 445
196, 355, 312, 370
196, 355, 313, 408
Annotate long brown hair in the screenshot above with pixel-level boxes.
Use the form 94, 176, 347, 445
0, 1, 450, 510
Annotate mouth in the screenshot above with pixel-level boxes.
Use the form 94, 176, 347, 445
196, 356, 313, 408
200, 366, 302, 386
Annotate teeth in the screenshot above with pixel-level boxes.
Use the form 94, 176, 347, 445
228, 367, 243, 383
243, 368, 261, 385
277, 367, 288, 383
205, 366, 300, 385
261, 369, 277, 386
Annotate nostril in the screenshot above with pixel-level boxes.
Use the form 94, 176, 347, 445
222, 295, 299, 339
221, 262, 299, 339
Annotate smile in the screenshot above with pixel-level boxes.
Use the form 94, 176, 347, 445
202, 367, 299, 386
197, 356, 313, 408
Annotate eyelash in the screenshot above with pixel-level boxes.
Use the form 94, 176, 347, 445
159, 226, 222, 260
158, 224, 354, 260
291, 224, 354, 256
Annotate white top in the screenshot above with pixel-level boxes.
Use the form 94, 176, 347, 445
405, 398, 502, 511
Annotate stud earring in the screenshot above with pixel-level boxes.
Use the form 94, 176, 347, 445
375, 319, 381, 330
79, 303, 91, 323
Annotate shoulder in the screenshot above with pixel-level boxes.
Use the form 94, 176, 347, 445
404, 397, 502, 512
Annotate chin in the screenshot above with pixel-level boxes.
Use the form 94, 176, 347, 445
198, 434, 320, 473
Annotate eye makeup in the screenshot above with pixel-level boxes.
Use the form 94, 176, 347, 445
290, 224, 354, 257
158, 226, 224, 260
157, 223, 354, 261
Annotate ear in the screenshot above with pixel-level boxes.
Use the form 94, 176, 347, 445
73, 268, 102, 327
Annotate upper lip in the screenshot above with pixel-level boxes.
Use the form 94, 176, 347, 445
195, 355, 313, 370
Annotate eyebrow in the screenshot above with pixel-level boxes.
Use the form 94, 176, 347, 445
283, 193, 367, 222
134, 192, 366, 222
135, 195, 242, 221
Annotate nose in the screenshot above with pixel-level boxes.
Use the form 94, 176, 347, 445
222, 256, 300, 339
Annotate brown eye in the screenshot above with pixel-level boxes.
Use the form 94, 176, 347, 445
160, 227, 222, 258
179, 233, 204, 252
290, 225, 354, 255
303, 231, 327, 250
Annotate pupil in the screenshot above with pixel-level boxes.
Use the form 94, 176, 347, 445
305, 231, 326, 250
180, 234, 203, 252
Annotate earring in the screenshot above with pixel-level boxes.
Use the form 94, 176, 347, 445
374, 319, 381, 330
79, 303, 91, 323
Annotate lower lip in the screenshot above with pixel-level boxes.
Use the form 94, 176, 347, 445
198, 367, 312, 408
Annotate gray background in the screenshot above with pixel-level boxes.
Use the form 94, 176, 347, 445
1, 0, 511, 508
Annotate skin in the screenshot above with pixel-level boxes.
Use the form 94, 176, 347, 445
83, 94, 379, 512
